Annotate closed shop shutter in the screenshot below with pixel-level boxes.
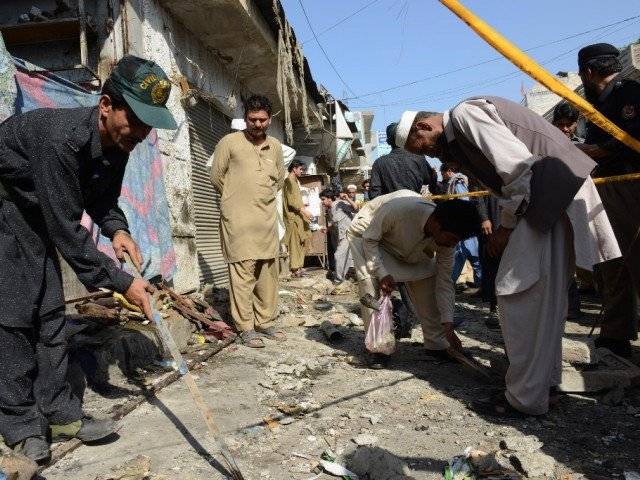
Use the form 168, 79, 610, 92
186, 100, 231, 287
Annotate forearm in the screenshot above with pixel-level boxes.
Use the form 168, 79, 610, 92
362, 238, 388, 280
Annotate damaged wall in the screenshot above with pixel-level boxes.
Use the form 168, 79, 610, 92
133, 0, 286, 292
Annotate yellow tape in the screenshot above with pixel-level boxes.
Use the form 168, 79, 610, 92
438, 0, 640, 154
113, 291, 142, 313
428, 172, 640, 201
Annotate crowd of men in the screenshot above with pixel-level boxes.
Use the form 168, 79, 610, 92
0, 39, 638, 470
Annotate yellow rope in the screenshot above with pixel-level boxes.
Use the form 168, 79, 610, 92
428, 172, 640, 201
438, 0, 640, 154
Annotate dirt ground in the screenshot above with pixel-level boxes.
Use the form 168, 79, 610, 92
41, 270, 640, 480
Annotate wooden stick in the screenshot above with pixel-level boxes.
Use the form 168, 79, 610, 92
124, 254, 246, 480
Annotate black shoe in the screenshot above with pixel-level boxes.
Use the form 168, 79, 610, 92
423, 348, 455, 362
485, 316, 500, 330
470, 392, 528, 418
566, 309, 583, 320
13, 436, 51, 463
51, 415, 116, 443
594, 337, 632, 358
366, 352, 390, 369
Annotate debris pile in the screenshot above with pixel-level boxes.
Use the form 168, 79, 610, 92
445, 435, 558, 479
73, 284, 235, 345
0, 451, 38, 480
94, 455, 164, 480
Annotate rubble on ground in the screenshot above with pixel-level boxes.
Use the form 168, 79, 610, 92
0, 451, 38, 480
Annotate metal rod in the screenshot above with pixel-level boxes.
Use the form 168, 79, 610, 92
77, 0, 88, 67
439, 0, 640, 154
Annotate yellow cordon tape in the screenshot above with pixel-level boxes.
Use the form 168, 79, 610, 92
427, 172, 640, 201
438, 0, 640, 155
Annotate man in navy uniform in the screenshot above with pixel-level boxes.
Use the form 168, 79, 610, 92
0, 55, 177, 462
577, 43, 640, 357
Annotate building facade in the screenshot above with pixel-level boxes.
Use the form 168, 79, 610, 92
0, 0, 334, 294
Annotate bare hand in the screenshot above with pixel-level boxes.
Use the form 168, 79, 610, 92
301, 208, 313, 221
379, 275, 396, 295
339, 192, 349, 200
124, 278, 155, 320
575, 143, 609, 160
487, 226, 513, 257
481, 220, 493, 236
443, 323, 463, 352
112, 231, 143, 272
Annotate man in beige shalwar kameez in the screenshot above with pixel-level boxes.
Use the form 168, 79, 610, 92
397, 96, 621, 416
211, 95, 286, 348
283, 160, 312, 276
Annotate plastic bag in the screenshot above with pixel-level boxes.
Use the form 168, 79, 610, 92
365, 295, 396, 355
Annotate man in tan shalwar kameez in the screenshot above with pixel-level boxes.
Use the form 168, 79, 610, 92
211, 95, 286, 348
283, 160, 311, 276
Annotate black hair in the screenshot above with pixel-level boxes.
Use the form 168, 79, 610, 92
319, 188, 336, 200
288, 159, 305, 172
440, 163, 456, 174
386, 122, 398, 148
553, 102, 580, 123
101, 78, 128, 109
244, 94, 272, 117
432, 199, 481, 240
362, 179, 370, 187
581, 56, 622, 77
415, 111, 441, 122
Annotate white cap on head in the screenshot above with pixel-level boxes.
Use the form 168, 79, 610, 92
347, 184, 357, 191
231, 118, 247, 130
395, 111, 418, 149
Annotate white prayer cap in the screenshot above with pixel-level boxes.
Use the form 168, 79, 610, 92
395, 110, 418, 149
347, 184, 357, 191
231, 118, 246, 130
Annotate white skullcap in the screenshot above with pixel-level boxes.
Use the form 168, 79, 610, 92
347, 184, 357, 191
231, 118, 246, 130
395, 111, 418, 149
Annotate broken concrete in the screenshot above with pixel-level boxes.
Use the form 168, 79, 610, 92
500, 435, 544, 454
562, 338, 598, 365
0, 452, 38, 480
347, 446, 416, 480
509, 450, 556, 478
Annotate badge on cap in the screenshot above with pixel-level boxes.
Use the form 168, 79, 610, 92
622, 104, 636, 120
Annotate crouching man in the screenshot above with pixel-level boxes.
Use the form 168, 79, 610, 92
347, 190, 481, 367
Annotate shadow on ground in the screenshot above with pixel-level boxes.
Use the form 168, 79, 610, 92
302, 290, 640, 479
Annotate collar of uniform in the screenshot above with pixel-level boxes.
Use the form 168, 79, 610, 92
597, 73, 621, 104
88, 106, 103, 160
442, 110, 455, 143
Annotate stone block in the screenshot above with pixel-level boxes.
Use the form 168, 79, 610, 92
562, 338, 597, 365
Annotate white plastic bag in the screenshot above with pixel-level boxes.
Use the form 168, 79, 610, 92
364, 295, 396, 355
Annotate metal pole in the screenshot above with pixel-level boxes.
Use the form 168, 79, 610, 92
439, 0, 640, 154
78, 0, 88, 67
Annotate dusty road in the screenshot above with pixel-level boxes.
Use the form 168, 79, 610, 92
42, 273, 640, 479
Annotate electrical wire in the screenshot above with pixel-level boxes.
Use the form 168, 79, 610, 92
301, 0, 383, 45
341, 14, 640, 101
297, 0, 359, 98
350, 21, 640, 109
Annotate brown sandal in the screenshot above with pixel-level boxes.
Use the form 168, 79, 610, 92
255, 325, 287, 341
240, 330, 265, 348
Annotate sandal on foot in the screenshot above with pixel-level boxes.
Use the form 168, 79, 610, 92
470, 391, 527, 418
239, 330, 265, 348
255, 325, 287, 341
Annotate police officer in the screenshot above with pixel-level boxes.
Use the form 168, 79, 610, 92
577, 43, 640, 357
0, 55, 177, 462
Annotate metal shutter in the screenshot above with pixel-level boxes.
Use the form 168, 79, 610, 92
186, 100, 231, 287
